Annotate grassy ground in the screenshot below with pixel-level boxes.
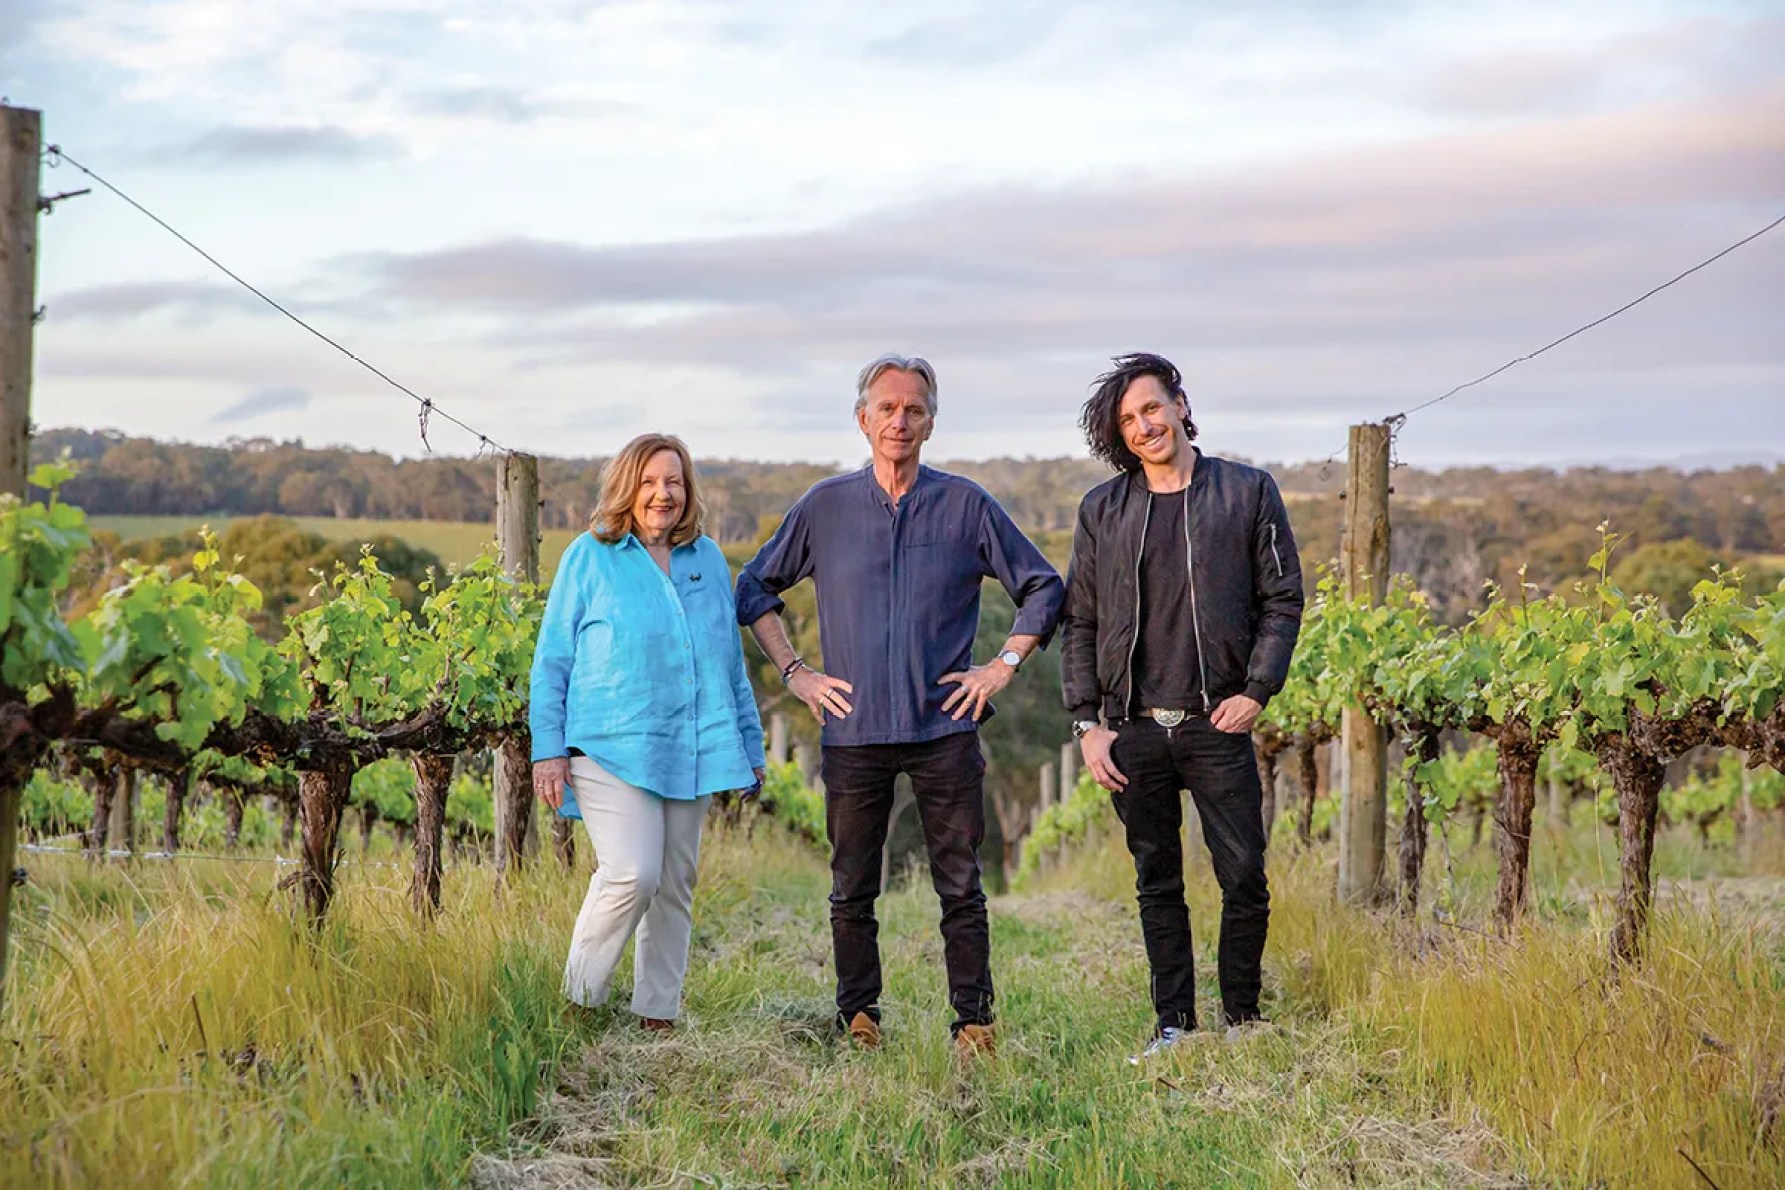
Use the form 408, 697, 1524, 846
3, 812, 1781, 1187
89, 515, 584, 575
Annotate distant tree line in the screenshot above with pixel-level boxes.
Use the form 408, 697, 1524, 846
32, 428, 1785, 624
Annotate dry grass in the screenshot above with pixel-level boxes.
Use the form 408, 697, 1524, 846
3, 811, 1780, 1186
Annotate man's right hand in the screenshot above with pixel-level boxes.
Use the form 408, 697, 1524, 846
1080, 726, 1126, 791
532, 757, 570, 810
789, 666, 854, 723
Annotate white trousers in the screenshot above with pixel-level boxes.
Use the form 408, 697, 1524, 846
563, 756, 710, 1019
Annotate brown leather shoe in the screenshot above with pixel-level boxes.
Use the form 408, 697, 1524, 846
846, 1011, 881, 1050
953, 1023, 996, 1060
638, 1016, 675, 1034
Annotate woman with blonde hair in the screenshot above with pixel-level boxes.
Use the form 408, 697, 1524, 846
530, 433, 765, 1031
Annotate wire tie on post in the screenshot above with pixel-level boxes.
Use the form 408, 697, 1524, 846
417, 398, 433, 453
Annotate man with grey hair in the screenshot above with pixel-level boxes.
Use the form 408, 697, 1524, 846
736, 354, 1064, 1060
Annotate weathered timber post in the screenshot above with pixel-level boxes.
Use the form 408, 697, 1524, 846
1336, 422, 1390, 905
0, 103, 39, 499
494, 453, 540, 879
794, 742, 819, 790
769, 713, 791, 766
0, 104, 43, 1012
1060, 742, 1079, 804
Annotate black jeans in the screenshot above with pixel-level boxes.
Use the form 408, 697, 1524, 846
821, 732, 994, 1033
1109, 717, 1270, 1031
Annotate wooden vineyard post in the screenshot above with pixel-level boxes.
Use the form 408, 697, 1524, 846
1059, 742, 1079, 804
494, 452, 540, 879
0, 104, 42, 1014
1336, 422, 1391, 905
769, 713, 791, 766
0, 103, 38, 500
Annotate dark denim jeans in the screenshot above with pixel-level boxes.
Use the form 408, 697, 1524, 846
1109, 717, 1270, 1031
821, 731, 994, 1034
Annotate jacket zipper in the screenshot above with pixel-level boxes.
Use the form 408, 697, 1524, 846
1123, 493, 1152, 716
1268, 522, 1284, 578
1183, 486, 1211, 713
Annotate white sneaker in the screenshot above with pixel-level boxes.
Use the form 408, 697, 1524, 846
1128, 1026, 1190, 1065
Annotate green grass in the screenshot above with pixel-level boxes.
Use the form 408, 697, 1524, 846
4, 812, 1781, 1187
90, 515, 584, 575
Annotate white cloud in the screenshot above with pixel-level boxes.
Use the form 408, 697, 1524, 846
17, 0, 1785, 466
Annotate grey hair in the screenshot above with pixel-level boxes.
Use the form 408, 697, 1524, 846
854, 354, 938, 417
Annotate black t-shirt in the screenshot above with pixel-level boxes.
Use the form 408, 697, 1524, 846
1129, 489, 1204, 715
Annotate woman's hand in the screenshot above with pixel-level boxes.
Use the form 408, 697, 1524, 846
533, 757, 570, 810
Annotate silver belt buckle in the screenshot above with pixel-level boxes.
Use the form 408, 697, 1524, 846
1148, 708, 1187, 728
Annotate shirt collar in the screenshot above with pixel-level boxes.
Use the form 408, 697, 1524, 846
617, 532, 698, 553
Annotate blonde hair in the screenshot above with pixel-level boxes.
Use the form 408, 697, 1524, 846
589, 433, 705, 547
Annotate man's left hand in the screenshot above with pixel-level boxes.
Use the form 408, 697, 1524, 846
1211, 694, 1263, 734
939, 660, 1016, 722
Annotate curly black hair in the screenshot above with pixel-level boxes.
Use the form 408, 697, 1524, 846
1078, 352, 1197, 473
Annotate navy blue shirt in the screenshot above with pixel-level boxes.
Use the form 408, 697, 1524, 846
735, 465, 1065, 747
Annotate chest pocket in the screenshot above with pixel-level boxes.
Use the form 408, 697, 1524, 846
677, 575, 737, 650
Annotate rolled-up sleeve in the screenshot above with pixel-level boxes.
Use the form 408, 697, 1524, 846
977, 500, 1064, 647
718, 549, 767, 768
528, 539, 591, 762
735, 497, 814, 626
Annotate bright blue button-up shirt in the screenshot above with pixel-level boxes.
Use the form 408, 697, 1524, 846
529, 532, 765, 800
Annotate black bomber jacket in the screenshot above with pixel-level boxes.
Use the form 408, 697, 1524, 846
1060, 449, 1306, 724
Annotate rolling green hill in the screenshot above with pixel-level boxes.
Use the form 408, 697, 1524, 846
91, 515, 586, 577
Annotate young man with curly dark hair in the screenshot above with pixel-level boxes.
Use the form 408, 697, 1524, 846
1060, 352, 1305, 1062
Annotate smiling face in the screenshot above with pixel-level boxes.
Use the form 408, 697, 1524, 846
630, 447, 687, 543
857, 368, 935, 468
1117, 374, 1191, 471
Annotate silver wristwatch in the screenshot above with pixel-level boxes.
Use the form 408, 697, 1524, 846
997, 649, 1023, 670
1071, 719, 1100, 739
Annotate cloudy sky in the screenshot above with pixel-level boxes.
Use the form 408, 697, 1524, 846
4, 0, 1782, 468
